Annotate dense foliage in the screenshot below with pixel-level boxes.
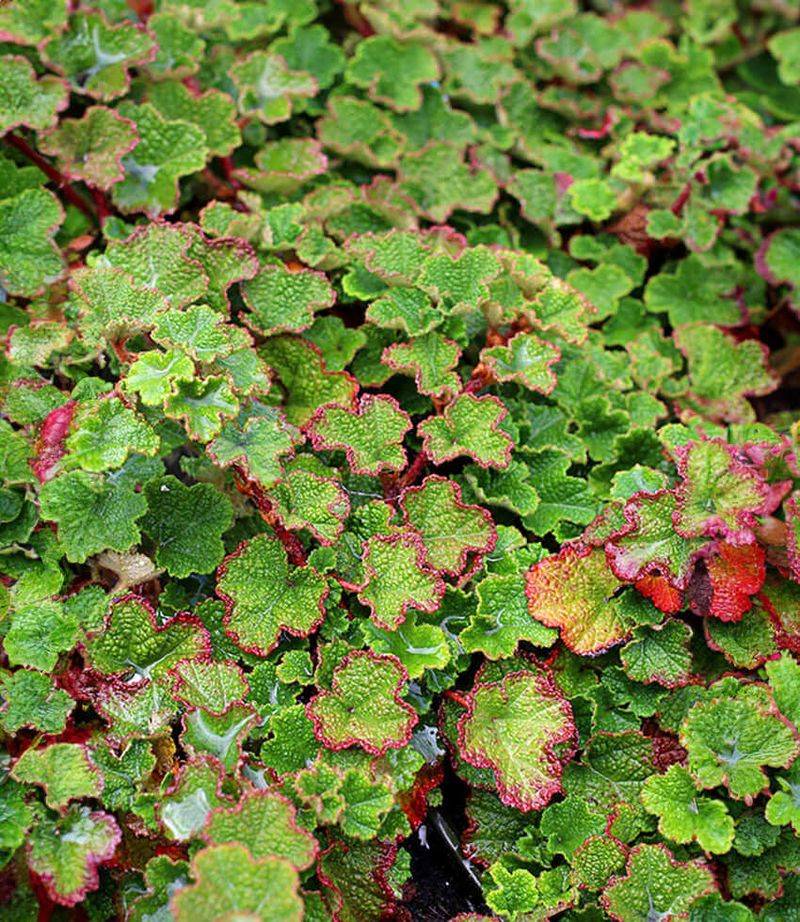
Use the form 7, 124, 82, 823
2, 0, 800, 919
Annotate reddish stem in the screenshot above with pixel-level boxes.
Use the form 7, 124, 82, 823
90, 187, 113, 224
219, 156, 242, 191
232, 466, 307, 566
4, 132, 96, 222
339, 1, 375, 36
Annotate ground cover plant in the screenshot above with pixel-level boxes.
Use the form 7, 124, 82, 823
2, 0, 800, 919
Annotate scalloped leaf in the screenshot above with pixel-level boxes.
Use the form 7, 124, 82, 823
271, 467, 350, 544
242, 263, 335, 336
680, 681, 800, 800
171, 844, 302, 922
526, 546, 628, 655
204, 791, 317, 869
458, 670, 576, 811
0, 668, 74, 734
164, 376, 239, 442
28, 807, 120, 908
0, 55, 68, 134
462, 572, 558, 659
606, 490, 706, 588
13, 742, 99, 810
231, 51, 316, 125
208, 411, 296, 488
641, 764, 734, 853
382, 332, 461, 399
357, 533, 444, 630
141, 476, 233, 578
307, 651, 417, 755
600, 845, 714, 922
309, 394, 410, 475
64, 397, 159, 473
39, 106, 138, 190
674, 440, 768, 542
216, 534, 328, 655
0, 189, 65, 298
38, 471, 147, 563
113, 102, 208, 217
481, 332, 561, 394
401, 475, 495, 575
123, 349, 195, 406
41, 11, 154, 101
85, 596, 209, 682
346, 36, 439, 111
0, 0, 67, 45
419, 394, 512, 469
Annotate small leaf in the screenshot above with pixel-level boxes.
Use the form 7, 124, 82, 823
307, 651, 417, 755
0, 55, 68, 134
383, 332, 462, 399
41, 11, 155, 101
173, 844, 302, 922
28, 807, 120, 907
141, 476, 233, 578
0, 189, 65, 298
216, 534, 328, 655
481, 332, 561, 394
164, 376, 239, 442
204, 791, 317, 869
13, 743, 100, 810
401, 475, 495, 575
600, 844, 714, 922
231, 51, 316, 125
208, 410, 296, 489
123, 349, 195, 406
38, 471, 147, 563
39, 106, 138, 190
242, 263, 335, 335
309, 394, 411, 475
357, 533, 445, 630
64, 397, 159, 473
641, 765, 734, 853
419, 394, 512, 469
346, 36, 439, 111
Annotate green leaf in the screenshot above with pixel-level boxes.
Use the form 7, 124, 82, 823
0, 189, 65, 298
307, 651, 417, 755
39, 106, 138, 191
346, 37, 439, 111
208, 410, 296, 489
164, 376, 239, 442
0, 0, 68, 46
231, 51, 316, 125
38, 471, 147, 563
64, 397, 159, 473
141, 476, 233, 578
244, 262, 335, 336
569, 178, 619, 222
123, 349, 195, 406
13, 743, 99, 809
147, 81, 240, 159
205, 790, 317, 868
357, 533, 444, 630
620, 621, 693, 687
145, 12, 205, 80
462, 572, 557, 659
85, 596, 209, 682
641, 765, 734, 853
458, 669, 576, 811
600, 844, 714, 922
399, 143, 498, 222
170, 659, 247, 715
419, 394, 512, 469
69, 266, 169, 341
271, 467, 350, 544
309, 394, 410, 475
4, 599, 79, 671
171, 844, 303, 922
216, 534, 328, 655
0, 668, 74, 733
481, 332, 560, 394
401, 475, 495, 575
0, 54, 67, 134
28, 806, 120, 907
382, 332, 462, 399
674, 440, 767, 542
113, 102, 208, 217
675, 324, 777, 413
681, 681, 799, 800
41, 10, 155, 100
259, 335, 357, 425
